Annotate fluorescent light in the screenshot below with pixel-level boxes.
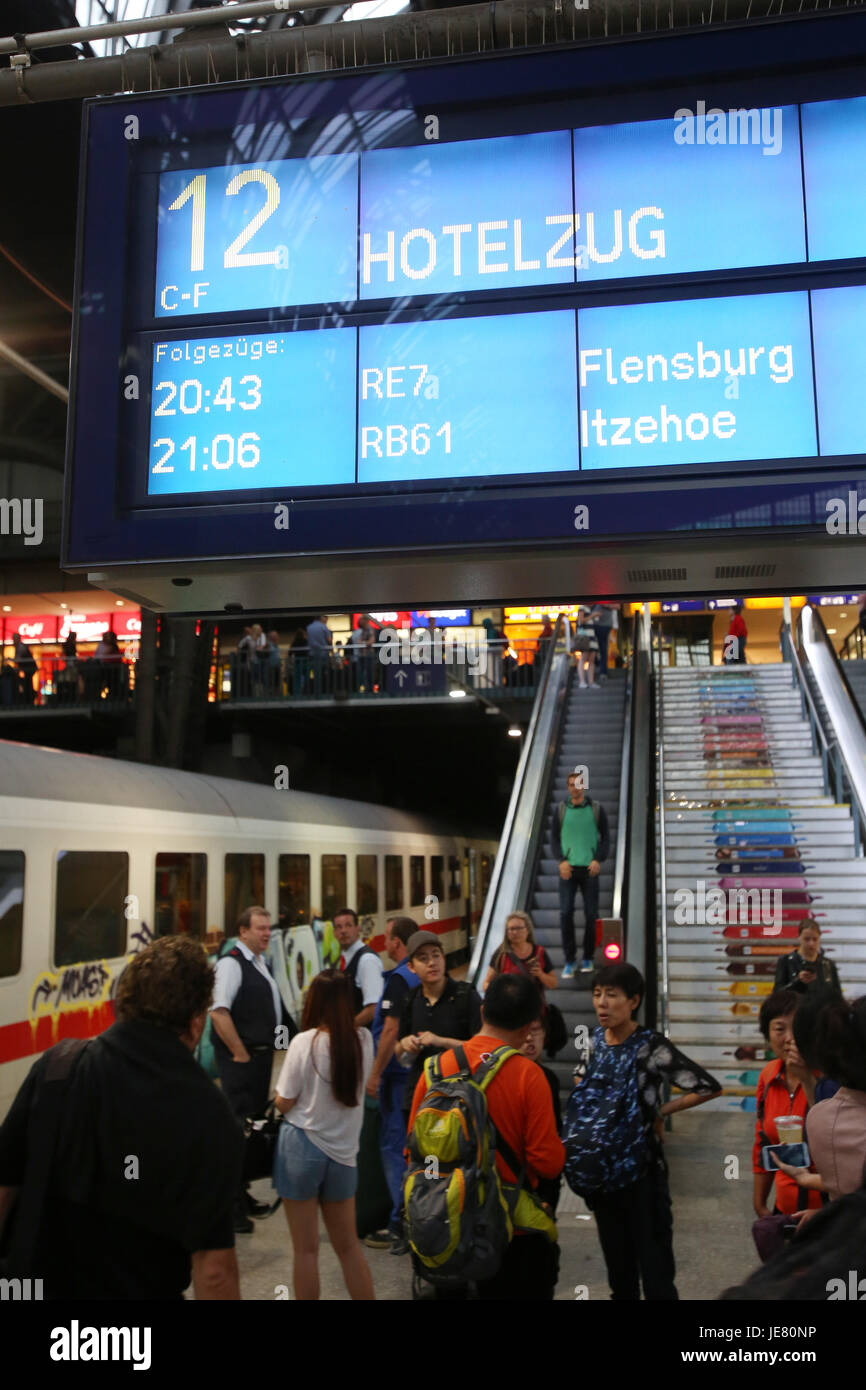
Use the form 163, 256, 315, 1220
826, 628, 837, 635
448, 688, 467, 699
342, 0, 409, 19
508, 724, 522, 737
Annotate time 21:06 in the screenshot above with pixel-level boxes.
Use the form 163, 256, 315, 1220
151, 433, 261, 474
152, 374, 262, 415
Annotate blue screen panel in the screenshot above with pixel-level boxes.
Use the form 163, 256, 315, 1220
577, 291, 816, 469
802, 97, 866, 263
154, 156, 358, 317
357, 310, 578, 483
811, 285, 866, 455
358, 131, 575, 299
572, 109, 805, 281
147, 328, 357, 495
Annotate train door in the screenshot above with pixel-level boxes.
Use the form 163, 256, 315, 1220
463, 847, 478, 941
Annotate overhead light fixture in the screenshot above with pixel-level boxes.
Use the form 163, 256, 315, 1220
2, 605, 10, 613
115, 600, 124, 606
826, 628, 837, 635
448, 688, 467, 699
508, 724, 522, 737
60, 603, 67, 609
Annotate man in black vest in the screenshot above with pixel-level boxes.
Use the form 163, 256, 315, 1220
334, 906, 383, 1028
210, 906, 282, 1233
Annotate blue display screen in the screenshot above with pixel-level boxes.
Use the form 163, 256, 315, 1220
577, 291, 816, 469
64, 28, 866, 572
151, 99, 866, 322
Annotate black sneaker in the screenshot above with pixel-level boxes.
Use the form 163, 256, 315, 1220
246, 1195, 272, 1217
390, 1235, 410, 1256
363, 1229, 393, 1250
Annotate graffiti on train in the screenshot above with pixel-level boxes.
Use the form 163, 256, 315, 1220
28, 921, 155, 1020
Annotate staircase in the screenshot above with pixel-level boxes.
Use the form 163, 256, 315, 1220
531, 669, 627, 1094
659, 663, 866, 1113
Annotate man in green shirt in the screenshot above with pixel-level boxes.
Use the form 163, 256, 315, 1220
549, 773, 610, 978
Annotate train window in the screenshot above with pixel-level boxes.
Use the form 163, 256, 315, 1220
448, 855, 461, 898
409, 855, 425, 907
356, 855, 378, 915
321, 855, 347, 921
481, 853, 493, 902
430, 855, 445, 904
55, 851, 128, 966
0, 851, 24, 977
154, 853, 207, 941
385, 855, 404, 912
224, 854, 265, 937
279, 854, 310, 928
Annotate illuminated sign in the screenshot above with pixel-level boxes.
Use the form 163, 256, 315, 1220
65, 34, 866, 575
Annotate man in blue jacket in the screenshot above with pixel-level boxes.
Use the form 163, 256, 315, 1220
364, 916, 418, 1255
550, 772, 610, 978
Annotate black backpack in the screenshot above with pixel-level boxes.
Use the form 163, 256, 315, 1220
344, 945, 378, 1017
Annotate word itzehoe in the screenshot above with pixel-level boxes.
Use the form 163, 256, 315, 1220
0, 497, 43, 547
673, 103, 784, 158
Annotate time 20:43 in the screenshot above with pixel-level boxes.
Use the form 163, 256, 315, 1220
152, 374, 262, 415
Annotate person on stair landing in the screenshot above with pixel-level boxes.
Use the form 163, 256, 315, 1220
773, 919, 842, 998
723, 603, 748, 665
551, 771, 610, 978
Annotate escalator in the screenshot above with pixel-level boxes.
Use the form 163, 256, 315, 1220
470, 611, 653, 1094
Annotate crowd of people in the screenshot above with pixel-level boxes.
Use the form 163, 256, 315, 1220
0, 889, 858, 1303
0, 627, 129, 707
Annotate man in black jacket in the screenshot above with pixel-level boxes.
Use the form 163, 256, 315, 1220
773, 919, 842, 996
550, 772, 611, 978
0, 937, 242, 1300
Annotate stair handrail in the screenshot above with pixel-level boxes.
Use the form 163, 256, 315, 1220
652, 612, 670, 1039
468, 613, 573, 984
793, 606, 866, 857
611, 613, 638, 922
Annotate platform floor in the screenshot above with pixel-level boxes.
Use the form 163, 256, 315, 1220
229, 1111, 759, 1301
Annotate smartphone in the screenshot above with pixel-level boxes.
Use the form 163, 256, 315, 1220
761, 1142, 809, 1172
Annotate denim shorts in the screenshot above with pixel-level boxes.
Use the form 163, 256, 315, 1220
274, 1122, 357, 1202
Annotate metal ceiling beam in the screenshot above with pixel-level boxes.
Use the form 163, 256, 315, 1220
5, 0, 866, 106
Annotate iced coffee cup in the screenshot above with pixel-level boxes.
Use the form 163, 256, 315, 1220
775, 1115, 803, 1145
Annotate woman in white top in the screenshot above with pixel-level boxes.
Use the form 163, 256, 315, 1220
274, 968, 375, 1300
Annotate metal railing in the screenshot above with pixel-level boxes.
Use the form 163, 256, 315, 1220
468, 614, 573, 985
217, 636, 544, 704
839, 619, 866, 663
0, 653, 134, 711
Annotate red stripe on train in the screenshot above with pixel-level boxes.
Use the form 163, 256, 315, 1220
0, 1002, 115, 1066
367, 912, 468, 956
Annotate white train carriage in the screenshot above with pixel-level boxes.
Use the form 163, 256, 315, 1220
0, 740, 496, 1118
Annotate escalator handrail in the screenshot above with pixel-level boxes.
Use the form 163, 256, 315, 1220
468, 613, 572, 983
653, 614, 670, 1040
611, 611, 640, 922
795, 605, 866, 853
805, 605, 866, 743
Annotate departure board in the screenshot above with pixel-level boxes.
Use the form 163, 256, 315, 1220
64, 23, 866, 571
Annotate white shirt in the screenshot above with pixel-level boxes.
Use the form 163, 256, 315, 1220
277, 1028, 374, 1164
210, 939, 283, 1025
341, 938, 384, 1008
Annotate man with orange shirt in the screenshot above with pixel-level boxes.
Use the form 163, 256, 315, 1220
406, 974, 565, 1299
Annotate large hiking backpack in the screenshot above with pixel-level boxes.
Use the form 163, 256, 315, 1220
403, 1044, 522, 1286
562, 1027, 652, 1197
